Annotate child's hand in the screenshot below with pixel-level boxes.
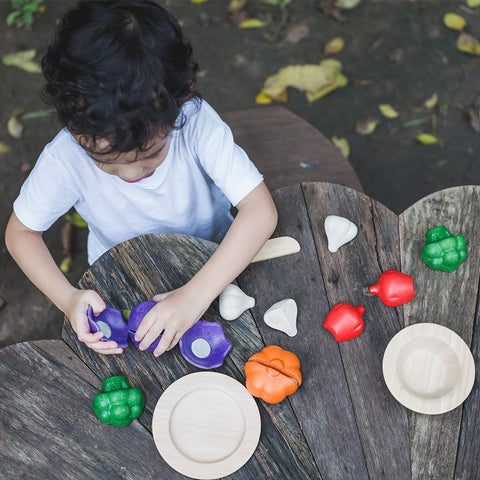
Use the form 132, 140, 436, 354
134, 286, 204, 357
63, 288, 123, 355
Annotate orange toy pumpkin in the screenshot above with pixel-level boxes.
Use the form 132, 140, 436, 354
244, 345, 302, 404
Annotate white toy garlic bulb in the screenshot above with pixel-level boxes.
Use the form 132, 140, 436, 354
263, 299, 298, 337
324, 215, 358, 253
219, 284, 255, 321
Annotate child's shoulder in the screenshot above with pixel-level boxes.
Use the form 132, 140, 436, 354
43, 128, 82, 157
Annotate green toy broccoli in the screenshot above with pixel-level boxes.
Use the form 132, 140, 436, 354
92, 375, 145, 427
421, 226, 467, 272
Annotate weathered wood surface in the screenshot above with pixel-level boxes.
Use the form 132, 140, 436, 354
301, 183, 411, 479
63, 233, 322, 480
223, 106, 363, 193
0, 340, 179, 480
399, 186, 480, 480
4, 182, 479, 480
238, 184, 369, 480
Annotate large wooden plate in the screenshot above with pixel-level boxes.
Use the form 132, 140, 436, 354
152, 372, 261, 479
383, 323, 475, 415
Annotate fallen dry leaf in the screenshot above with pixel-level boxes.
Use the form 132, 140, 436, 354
331, 136, 350, 158
239, 18, 264, 28
0, 142, 10, 154
317, 0, 347, 21
2, 50, 42, 73
356, 117, 378, 135
336, 0, 361, 9
64, 211, 88, 228
324, 37, 345, 55
7, 116, 23, 139
258, 59, 347, 104
255, 92, 274, 104
285, 24, 310, 44
424, 93, 439, 109
378, 104, 399, 118
443, 12, 466, 31
457, 32, 480, 55
416, 133, 439, 145
228, 0, 247, 11
59, 256, 73, 273
468, 109, 480, 132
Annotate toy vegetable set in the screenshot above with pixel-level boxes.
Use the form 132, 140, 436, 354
88, 218, 472, 479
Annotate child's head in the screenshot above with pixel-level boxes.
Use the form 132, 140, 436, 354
41, 0, 198, 155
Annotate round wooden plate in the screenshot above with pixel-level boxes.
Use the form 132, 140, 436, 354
383, 323, 475, 415
152, 372, 261, 479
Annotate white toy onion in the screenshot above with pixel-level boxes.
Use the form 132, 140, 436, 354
219, 284, 255, 321
324, 215, 358, 253
263, 299, 298, 337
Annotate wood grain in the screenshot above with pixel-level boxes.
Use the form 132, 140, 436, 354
239, 183, 369, 480
400, 186, 480, 480
223, 106, 363, 192
64, 233, 322, 479
302, 182, 411, 479
0, 341, 179, 480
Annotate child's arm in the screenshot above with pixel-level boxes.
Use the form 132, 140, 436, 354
5, 213, 122, 354
134, 181, 278, 356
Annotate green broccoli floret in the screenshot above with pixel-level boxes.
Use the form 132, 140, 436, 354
92, 375, 145, 427
421, 226, 467, 272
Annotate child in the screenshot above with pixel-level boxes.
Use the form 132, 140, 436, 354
5, 0, 277, 357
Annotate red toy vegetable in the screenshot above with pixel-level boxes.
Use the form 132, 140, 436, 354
323, 303, 365, 342
369, 270, 415, 307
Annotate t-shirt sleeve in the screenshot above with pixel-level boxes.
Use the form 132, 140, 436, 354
13, 149, 78, 232
192, 104, 264, 207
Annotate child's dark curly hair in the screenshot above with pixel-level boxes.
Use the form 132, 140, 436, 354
41, 0, 199, 154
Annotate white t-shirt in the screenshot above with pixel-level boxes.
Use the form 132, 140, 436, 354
14, 100, 263, 264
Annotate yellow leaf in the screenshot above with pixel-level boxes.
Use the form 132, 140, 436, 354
467, 0, 480, 7
18, 61, 42, 73
0, 142, 10, 154
457, 33, 480, 55
7, 116, 23, 139
331, 136, 350, 158
255, 91, 273, 105
228, 0, 247, 11
306, 73, 348, 103
356, 117, 378, 135
424, 93, 438, 109
2, 49, 36, 66
336, 0, 361, 9
416, 133, 439, 145
262, 59, 347, 103
59, 256, 73, 273
324, 37, 345, 55
443, 12, 466, 31
239, 18, 264, 28
378, 104, 399, 118
191, 0, 210, 3
64, 211, 88, 228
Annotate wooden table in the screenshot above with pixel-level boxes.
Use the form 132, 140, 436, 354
2, 183, 479, 480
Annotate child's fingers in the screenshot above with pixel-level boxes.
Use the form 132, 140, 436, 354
154, 328, 175, 357
152, 292, 171, 302
166, 332, 183, 352
78, 330, 104, 344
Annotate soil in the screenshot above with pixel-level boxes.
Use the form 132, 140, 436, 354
1, 0, 479, 347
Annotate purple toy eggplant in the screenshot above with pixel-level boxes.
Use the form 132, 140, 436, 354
88, 305, 129, 348
179, 321, 232, 369
128, 300, 161, 352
